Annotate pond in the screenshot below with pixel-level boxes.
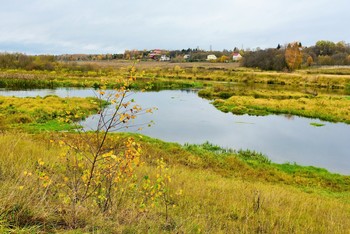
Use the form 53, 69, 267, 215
1, 87, 349, 175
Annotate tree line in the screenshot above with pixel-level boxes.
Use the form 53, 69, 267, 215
242, 40, 350, 71
0, 53, 103, 72
0, 53, 56, 70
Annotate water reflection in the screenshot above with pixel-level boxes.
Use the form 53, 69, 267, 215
283, 114, 295, 120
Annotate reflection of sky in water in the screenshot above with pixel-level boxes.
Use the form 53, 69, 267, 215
1, 88, 349, 175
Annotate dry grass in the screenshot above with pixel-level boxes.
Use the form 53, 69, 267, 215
2, 63, 349, 92
0, 132, 349, 233
164, 166, 350, 233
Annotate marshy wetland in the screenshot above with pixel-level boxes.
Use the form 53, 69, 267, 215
1, 87, 349, 174
1, 62, 350, 233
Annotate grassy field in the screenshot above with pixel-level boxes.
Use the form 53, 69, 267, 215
0, 132, 349, 233
1, 62, 350, 91
73, 61, 350, 89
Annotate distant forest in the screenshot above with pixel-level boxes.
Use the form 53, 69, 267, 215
0, 40, 349, 72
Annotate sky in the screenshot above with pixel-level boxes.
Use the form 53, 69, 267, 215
0, 0, 349, 54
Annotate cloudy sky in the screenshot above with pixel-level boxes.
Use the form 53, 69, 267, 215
0, 0, 349, 54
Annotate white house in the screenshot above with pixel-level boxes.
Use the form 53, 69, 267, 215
232, 52, 242, 61
207, 54, 217, 60
159, 55, 170, 61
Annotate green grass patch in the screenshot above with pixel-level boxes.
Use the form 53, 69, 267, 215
0, 95, 103, 131
310, 122, 326, 127
20, 120, 80, 132
180, 141, 349, 192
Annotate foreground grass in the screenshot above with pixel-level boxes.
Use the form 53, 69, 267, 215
0, 132, 349, 233
199, 87, 350, 124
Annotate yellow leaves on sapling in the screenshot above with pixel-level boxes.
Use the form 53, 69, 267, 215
122, 102, 130, 108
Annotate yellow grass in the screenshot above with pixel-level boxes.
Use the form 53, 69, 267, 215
1, 63, 350, 90
205, 88, 350, 123
0, 132, 349, 233
0, 96, 101, 131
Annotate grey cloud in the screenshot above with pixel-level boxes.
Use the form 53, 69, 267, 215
0, 0, 349, 54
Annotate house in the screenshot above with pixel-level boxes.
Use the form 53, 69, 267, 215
207, 54, 217, 60
232, 52, 242, 61
159, 55, 170, 61
149, 49, 162, 60
183, 54, 190, 59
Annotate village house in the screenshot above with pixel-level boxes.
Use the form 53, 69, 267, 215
232, 52, 242, 61
148, 49, 162, 60
159, 54, 170, 61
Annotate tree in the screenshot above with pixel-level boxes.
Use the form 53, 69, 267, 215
332, 53, 348, 65
34, 64, 169, 228
306, 56, 314, 66
315, 40, 336, 56
242, 49, 286, 71
285, 42, 302, 71
318, 55, 334, 65
335, 41, 347, 53
347, 55, 350, 65
272, 53, 287, 71
219, 55, 229, 63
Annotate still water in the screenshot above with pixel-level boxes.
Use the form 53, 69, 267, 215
1, 88, 349, 174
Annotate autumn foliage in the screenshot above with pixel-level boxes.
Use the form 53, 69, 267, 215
285, 42, 303, 71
